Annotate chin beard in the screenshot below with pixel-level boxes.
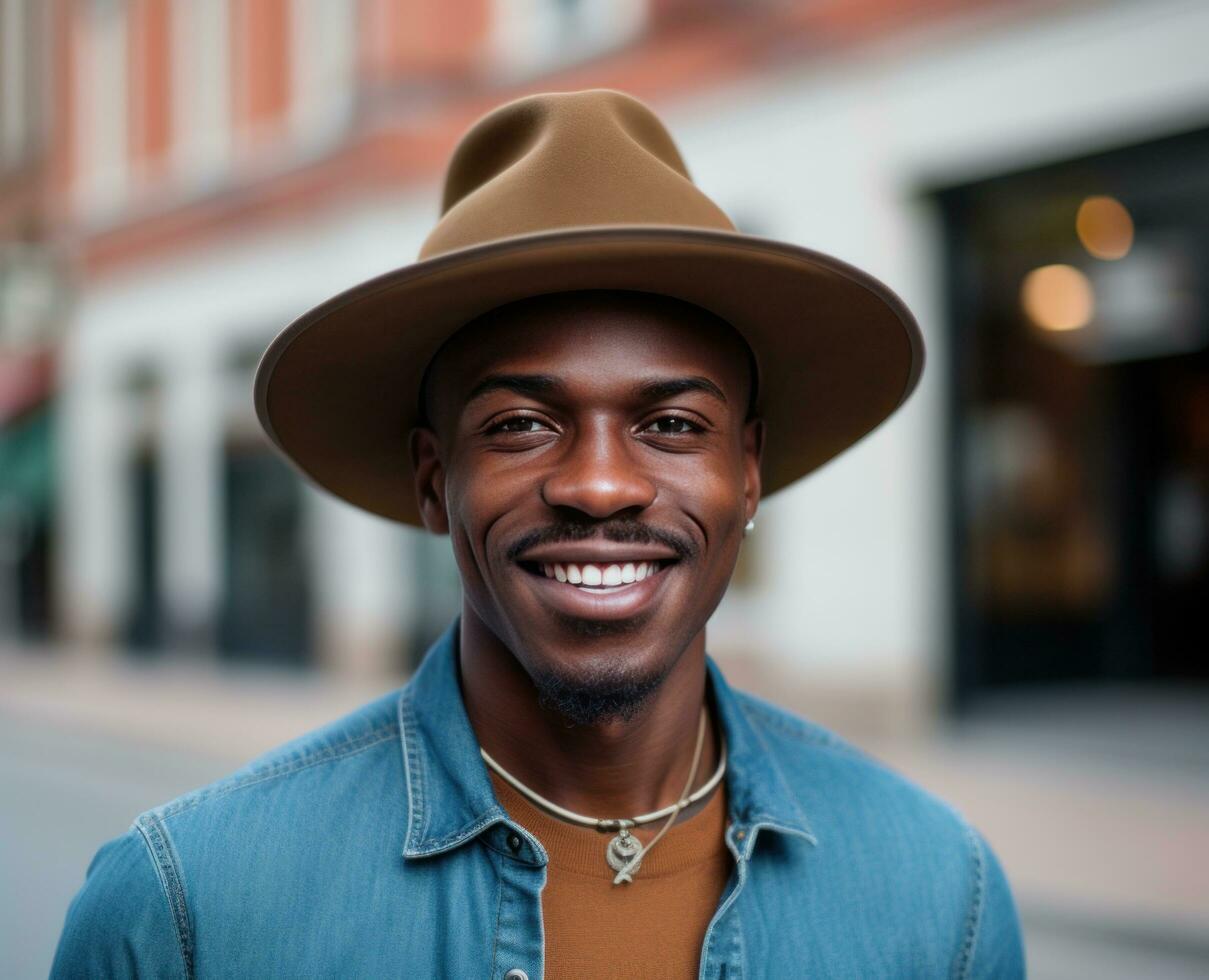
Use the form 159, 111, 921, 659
529, 658, 667, 726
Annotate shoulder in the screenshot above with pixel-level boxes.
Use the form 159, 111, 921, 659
153, 691, 401, 821
733, 689, 1025, 978
733, 686, 968, 835
51, 827, 187, 978
131, 691, 403, 860
54, 687, 408, 978
142, 685, 404, 826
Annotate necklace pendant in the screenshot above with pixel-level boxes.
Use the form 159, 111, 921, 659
606, 828, 643, 884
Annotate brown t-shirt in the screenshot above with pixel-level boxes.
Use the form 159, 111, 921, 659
489, 770, 732, 980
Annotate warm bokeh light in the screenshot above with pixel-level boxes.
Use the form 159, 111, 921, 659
1076, 194, 1134, 260
1020, 263, 1095, 331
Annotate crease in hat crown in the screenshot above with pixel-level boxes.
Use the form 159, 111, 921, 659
419, 89, 737, 260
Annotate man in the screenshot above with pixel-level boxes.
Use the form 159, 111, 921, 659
53, 89, 1024, 978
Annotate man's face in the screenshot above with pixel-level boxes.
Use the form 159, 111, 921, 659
411, 291, 763, 723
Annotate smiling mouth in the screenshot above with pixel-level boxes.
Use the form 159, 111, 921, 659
518, 560, 671, 592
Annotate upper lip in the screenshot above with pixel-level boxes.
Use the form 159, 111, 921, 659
515, 543, 680, 564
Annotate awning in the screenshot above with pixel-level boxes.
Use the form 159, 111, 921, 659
0, 403, 54, 522
0, 346, 56, 425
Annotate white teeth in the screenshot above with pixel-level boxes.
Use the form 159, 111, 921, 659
535, 559, 665, 588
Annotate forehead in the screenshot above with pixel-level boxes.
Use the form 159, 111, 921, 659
425, 291, 752, 413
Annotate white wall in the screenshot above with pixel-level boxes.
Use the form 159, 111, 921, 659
61, 0, 1209, 700
60, 189, 438, 663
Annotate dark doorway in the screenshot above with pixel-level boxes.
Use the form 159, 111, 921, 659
217, 441, 313, 665
124, 444, 163, 652
0, 404, 56, 640
935, 126, 1209, 712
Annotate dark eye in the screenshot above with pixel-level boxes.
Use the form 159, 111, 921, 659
490, 416, 548, 434
644, 416, 699, 436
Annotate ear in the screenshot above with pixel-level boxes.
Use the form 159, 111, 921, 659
741, 416, 765, 525
409, 426, 450, 534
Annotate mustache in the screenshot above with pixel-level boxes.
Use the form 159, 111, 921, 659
505, 517, 698, 563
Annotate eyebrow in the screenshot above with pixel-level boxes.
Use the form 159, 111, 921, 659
634, 376, 728, 405
462, 372, 728, 407
465, 373, 563, 404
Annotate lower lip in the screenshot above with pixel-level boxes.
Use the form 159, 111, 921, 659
519, 564, 675, 621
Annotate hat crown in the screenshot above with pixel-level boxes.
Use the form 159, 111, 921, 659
419, 89, 736, 260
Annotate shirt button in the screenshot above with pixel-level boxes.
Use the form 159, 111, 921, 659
504, 970, 529, 980
506, 832, 522, 853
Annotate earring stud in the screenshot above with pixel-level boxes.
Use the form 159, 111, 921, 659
743, 518, 756, 537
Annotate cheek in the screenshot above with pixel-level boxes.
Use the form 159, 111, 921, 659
661, 450, 748, 526
448, 445, 534, 508
445, 449, 496, 525
444, 454, 525, 577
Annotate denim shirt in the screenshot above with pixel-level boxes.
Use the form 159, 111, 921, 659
53, 621, 1025, 979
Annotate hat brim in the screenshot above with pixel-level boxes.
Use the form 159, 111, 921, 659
254, 225, 924, 526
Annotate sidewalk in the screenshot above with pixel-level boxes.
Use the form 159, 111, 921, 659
0, 643, 392, 762
865, 705, 1209, 971
864, 694, 1209, 973
4, 645, 1208, 978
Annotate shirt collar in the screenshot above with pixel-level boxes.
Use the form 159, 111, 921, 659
398, 619, 816, 862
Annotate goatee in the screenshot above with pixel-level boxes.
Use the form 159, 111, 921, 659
530, 660, 667, 726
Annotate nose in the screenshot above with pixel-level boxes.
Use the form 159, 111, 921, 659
541, 418, 657, 518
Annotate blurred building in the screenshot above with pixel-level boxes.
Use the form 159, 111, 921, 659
0, 0, 1205, 727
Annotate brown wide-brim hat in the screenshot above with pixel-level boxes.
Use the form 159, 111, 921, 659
254, 88, 924, 526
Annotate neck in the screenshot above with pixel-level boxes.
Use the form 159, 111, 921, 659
457, 608, 720, 821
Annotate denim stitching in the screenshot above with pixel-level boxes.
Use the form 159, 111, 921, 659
744, 819, 819, 851
732, 896, 747, 979
154, 727, 399, 820
398, 689, 416, 847
399, 688, 428, 851
737, 696, 864, 756
698, 846, 747, 980
488, 848, 505, 978
408, 814, 504, 856
740, 696, 912, 804
953, 820, 986, 980
135, 814, 194, 979
730, 700, 817, 835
